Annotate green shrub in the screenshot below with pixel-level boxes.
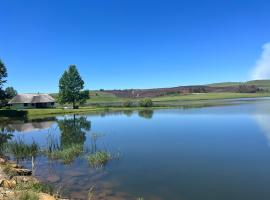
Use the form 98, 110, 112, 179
123, 100, 133, 107
139, 98, 153, 107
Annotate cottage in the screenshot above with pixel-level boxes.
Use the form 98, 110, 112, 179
8, 94, 55, 109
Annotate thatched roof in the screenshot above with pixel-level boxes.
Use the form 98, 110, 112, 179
8, 94, 55, 104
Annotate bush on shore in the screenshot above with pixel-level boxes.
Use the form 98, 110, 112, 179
139, 98, 153, 107
123, 100, 133, 107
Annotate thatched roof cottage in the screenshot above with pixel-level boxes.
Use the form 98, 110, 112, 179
8, 94, 55, 109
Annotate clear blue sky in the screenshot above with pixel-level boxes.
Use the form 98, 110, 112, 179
1, 0, 270, 93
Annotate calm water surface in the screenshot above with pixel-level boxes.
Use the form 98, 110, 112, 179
3, 99, 270, 200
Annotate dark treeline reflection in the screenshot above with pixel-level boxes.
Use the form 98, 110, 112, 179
0, 121, 14, 155
57, 115, 91, 148
123, 110, 133, 117
138, 110, 154, 119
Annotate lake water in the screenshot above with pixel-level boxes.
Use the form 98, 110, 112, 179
2, 98, 270, 200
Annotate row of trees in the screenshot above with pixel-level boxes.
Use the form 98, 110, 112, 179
0, 60, 17, 108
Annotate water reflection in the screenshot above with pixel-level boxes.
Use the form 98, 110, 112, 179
123, 110, 133, 117
0, 122, 14, 155
46, 115, 91, 164
57, 115, 91, 148
138, 109, 154, 119
2, 117, 56, 133
254, 102, 270, 145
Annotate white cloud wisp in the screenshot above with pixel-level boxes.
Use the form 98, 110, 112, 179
252, 42, 270, 80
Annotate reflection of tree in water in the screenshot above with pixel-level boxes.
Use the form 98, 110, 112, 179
138, 110, 154, 119
45, 115, 91, 164
57, 115, 91, 148
123, 110, 133, 117
0, 121, 14, 155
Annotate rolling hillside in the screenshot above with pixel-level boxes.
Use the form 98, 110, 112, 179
100, 80, 270, 98
208, 80, 270, 90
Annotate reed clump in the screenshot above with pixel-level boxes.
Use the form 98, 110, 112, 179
87, 151, 111, 168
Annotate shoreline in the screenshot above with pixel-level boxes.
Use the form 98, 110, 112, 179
0, 156, 67, 200
1, 94, 270, 119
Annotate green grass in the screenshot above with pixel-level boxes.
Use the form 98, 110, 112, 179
89, 91, 125, 102
88, 151, 111, 168
152, 92, 270, 102
46, 144, 84, 164
16, 191, 39, 200
208, 79, 270, 90
15, 181, 54, 195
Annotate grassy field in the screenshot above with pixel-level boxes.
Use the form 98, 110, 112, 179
22, 92, 270, 118
152, 92, 270, 102
25, 106, 172, 118
87, 91, 270, 104
208, 80, 270, 90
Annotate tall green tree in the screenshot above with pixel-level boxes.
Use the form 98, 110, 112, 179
0, 60, 8, 107
0, 60, 7, 89
5, 87, 17, 99
58, 65, 89, 108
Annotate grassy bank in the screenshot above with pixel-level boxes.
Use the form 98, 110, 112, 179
25, 106, 170, 118
1, 92, 270, 118
152, 92, 270, 102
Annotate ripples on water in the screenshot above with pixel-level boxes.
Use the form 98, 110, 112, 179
1, 98, 270, 200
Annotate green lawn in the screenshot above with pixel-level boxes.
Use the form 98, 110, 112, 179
152, 92, 270, 102
25, 106, 171, 118
208, 80, 270, 90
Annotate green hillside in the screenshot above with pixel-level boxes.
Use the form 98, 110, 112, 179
50, 80, 270, 107
208, 80, 270, 90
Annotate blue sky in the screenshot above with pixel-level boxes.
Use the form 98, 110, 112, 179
1, 0, 270, 93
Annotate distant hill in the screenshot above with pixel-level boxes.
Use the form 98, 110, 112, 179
100, 79, 270, 98
51, 80, 270, 100
208, 80, 270, 89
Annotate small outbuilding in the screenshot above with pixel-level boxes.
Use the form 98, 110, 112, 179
8, 94, 55, 109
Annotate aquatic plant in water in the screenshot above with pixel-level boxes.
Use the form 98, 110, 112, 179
47, 144, 84, 164
7, 138, 39, 163
87, 151, 111, 168
45, 132, 84, 164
